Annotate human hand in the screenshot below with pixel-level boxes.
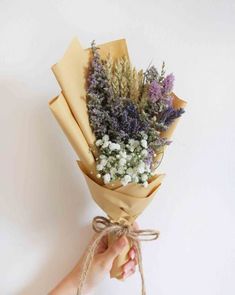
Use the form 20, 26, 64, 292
49, 227, 138, 295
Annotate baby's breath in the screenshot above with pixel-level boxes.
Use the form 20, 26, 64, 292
95, 135, 153, 186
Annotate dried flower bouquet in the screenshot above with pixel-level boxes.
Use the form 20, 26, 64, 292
49, 37, 186, 279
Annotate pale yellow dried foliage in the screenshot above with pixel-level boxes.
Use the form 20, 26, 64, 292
112, 58, 123, 97
120, 57, 131, 97
104, 54, 113, 83
120, 76, 128, 97
104, 55, 142, 101
138, 69, 144, 94
130, 67, 139, 101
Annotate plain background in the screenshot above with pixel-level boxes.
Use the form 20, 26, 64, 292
0, 0, 235, 294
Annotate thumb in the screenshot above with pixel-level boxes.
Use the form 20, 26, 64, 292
101, 236, 128, 268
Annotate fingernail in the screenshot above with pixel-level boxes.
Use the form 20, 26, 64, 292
130, 250, 135, 260
123, 269, 134, 279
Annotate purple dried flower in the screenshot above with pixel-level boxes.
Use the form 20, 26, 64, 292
148, 80, 162, 102
87, 41, 113, 102
162, 73, 174, 95
159, 106, 185, 126
108, 99, 149, 142
145, 66, 159, 83
164, 95, 173, 107
144, 147, 155, 166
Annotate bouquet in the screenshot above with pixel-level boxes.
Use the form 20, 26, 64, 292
49, 37, 186, 294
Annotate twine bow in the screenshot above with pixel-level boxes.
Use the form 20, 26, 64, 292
77, 216, 160, 295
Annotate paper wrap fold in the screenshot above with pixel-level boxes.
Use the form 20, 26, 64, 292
49, 37, 187, 279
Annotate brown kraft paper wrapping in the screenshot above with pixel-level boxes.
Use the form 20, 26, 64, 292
48, 37, 187, 279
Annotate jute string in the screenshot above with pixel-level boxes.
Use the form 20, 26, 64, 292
77, 216, 160, 295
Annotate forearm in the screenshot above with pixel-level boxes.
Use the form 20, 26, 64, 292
48, 235, 134, 295
49, 275, 77, 295
48, 262, 93, 295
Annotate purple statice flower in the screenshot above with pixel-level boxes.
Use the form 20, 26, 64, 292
148, 80, 162, 102
145, 66, 159, 83
107, 99, 149, 142
163, 95, 173, 107
87, 41, 114, 138
162, 73, 174, 95
144, 147, 155, 166
159, 106, 185, 127
87, 41, 113, 103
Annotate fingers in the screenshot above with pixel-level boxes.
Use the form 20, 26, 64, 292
128, 245, 138, 262
123, 258, 137, 273
94, 236, 128, 272
94, 223, 139, 277
129, 247, 136, 260
103, 235, 128, 265
121, 245, 138, 280
95, 234, 108, 254
123, 268, 136, 280
122, 259, 137, 280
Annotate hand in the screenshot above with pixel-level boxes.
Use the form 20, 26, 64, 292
49, 228, 138, 295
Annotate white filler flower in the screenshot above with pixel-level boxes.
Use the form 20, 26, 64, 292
96, 164, 104, 171
140, 139, 148, 149
103, 173, 111, 184
119, 158, 127, 166
121, 174, 132, 186
96, 139, 103, 146
109, 142, 121, 151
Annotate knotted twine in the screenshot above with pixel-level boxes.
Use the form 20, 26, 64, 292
77, 216, 160, 295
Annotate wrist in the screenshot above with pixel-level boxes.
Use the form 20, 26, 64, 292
69, 262, 94, 295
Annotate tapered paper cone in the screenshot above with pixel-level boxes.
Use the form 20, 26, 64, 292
77, 160, 163, 278
49, 37, 186, 280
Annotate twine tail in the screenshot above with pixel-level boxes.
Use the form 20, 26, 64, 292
133, 240, 146, 295
77, 227, 112, 295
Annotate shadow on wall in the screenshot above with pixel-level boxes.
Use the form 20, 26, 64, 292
1, 79, 94, 295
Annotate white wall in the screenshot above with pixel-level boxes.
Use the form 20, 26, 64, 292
0, 1, 234, 294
